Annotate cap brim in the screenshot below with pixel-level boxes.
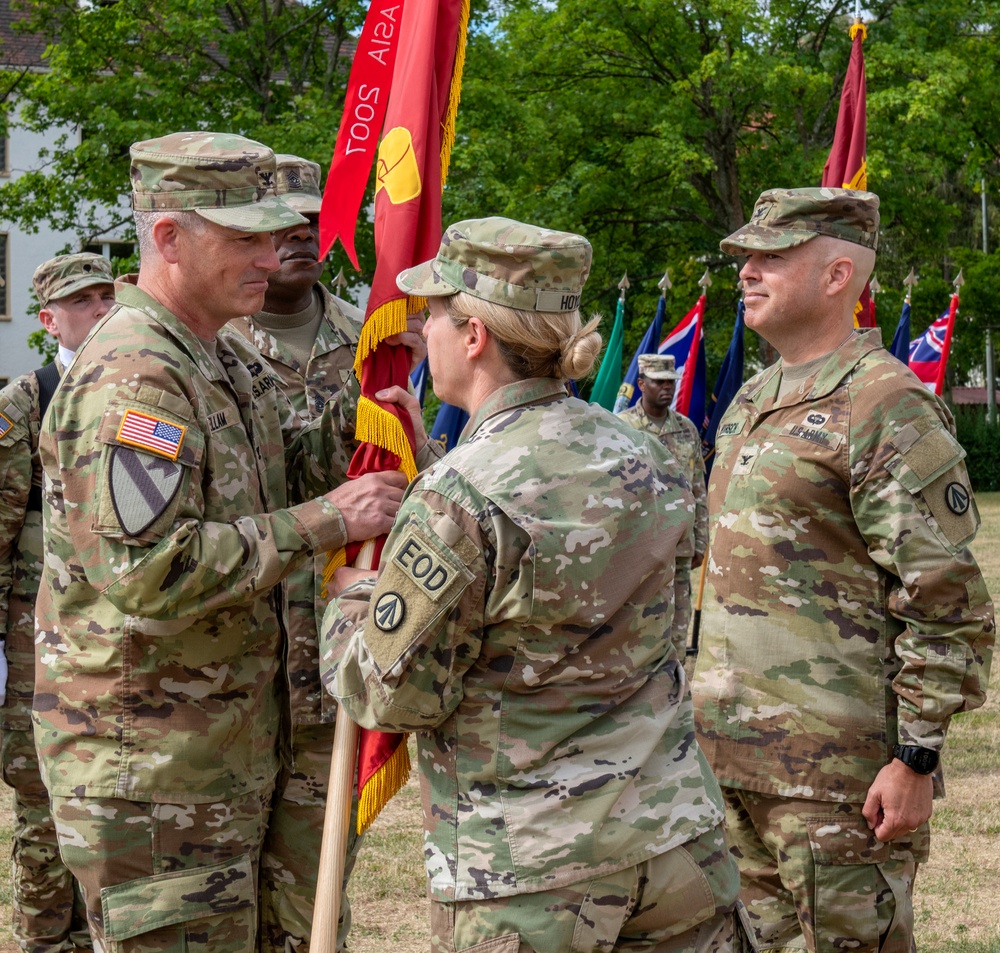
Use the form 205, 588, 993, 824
48, 275, 115, 304
279, 194, 322, 214
719, 226, 817, 256
196, 195, 308, 233
396, 259, 460, 297
644, 372, 682, 381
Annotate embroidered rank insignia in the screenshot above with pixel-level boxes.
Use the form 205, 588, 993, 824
116, 409, 186, 460
0, 412, 13, 439
109, 447, 184, 536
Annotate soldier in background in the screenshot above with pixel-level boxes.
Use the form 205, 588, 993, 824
322, 217, 748, 953
32, 132, 424, 953
0, 252, 112, 952
693, 187, 995, 952
618, 352, 707, 656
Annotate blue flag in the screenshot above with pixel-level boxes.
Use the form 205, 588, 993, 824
613, 295, 666, 414
429, 401, 468, 453
889, 300, 911, 365
410, 357, 429, 406
701, 301, 745, 474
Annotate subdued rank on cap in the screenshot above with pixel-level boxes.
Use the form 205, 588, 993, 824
32, 252, 114, 308
274, 154, 322, 214
129, 131, 308, 233
720, 187, 880, 256
396, 216, 593, 313
638, 353, 681, 380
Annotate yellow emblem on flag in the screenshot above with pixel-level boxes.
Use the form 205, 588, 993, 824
375, 127, 422, 205
844, 158, 867, 191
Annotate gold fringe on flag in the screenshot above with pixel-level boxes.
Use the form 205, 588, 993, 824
353, 299, 409, 377
849, 20, 867, 41
357, 738, 411, 833
320, 546, 347, 600
440, 0, 471, 185
354, 395, 418, 481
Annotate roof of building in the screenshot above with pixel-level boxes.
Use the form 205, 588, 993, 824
0, 0, 47, 70
952, 386, 1000, 406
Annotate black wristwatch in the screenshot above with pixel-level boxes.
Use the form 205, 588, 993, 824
893, 744, 939, 775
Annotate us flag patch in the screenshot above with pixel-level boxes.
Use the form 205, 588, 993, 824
0, 412, 13, 439
116, 409, 186, 460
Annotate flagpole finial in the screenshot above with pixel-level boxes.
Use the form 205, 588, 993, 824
737, 278, 744, 298
658, 269, 672, 296
953, 269, 965, 290
869, 275, 882, 295
618, 272, 630, 301
903, 267, 918, 303
333, 267, 349, 296
698, 268, 713, 290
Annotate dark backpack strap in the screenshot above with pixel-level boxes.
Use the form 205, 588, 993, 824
26, 362, 61, 512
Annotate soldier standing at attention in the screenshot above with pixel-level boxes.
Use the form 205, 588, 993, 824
229, 153, 423, 953
32, 131, 425, 953
618, 353, 707, 656
692, 187, 995, 953
0, 252, 113, 952
321, 217, 750, 953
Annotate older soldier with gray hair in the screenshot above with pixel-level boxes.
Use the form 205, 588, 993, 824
33, 132, 425, 953
693, 187, 995, 952
322, 217, 750, 953
0, 252, 113, 953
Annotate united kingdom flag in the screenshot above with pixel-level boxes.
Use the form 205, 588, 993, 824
908, 307, 955, 395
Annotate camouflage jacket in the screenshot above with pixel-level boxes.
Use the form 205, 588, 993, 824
618, 403, 708, 558
692, 330, 995, 802
229, 284, 362, 726
323, 377, 725, 901
35, 281, 362, 804
0, 371, 48, 730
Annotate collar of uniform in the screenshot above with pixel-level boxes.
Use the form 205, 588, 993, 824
316, 283, 363, 352
462, 377, 568, 444
116, 278, 228, 383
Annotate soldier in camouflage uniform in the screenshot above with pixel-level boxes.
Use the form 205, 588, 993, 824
692, 188, 995, 953
32, 132, 425, 953
321, 217, 751, 953
618, 353, 708, 656
0, 253, 113, 953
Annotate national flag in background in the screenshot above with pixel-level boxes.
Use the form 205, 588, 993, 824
322, 0, 470, 835
889, 299, 911, 365
589, 286, 627, 411
821, 19, 875, 328
909, 295, 959, 396
700, 300, 745, 474
658, 294, 706, 426
613, 293, 666, 414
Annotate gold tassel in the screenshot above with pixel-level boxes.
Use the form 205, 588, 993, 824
357, 740, 411, 834
353, 299, 410, 378
440, 0, 471, 186
408, 294, 428, 314
849, 20, 867, 41
355, 395, 418, 481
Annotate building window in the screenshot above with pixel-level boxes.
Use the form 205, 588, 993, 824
83, 240, 136, 266
0, 377, 8, 388
0, 134, 8, 177
0, 233, 9, 321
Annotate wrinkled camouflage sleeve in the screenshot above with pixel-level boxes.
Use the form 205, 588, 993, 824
321, 481, 488, 731
852, 378, 994, 750
0, 380, 33, 638
685, 420, 709, 558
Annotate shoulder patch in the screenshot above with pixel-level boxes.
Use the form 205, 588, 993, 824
0, 411, 13, 439
109, 447, 185, 536
116, 409, 186, 461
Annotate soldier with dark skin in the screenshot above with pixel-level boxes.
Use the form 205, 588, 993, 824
32, 132, 429, 953
0, 253, 113, 953
693, 188, 994, 953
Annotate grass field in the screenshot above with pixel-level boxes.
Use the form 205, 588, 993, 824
1, 496, 998, 952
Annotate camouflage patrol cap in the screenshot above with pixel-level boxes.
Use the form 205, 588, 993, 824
32, 253, 114, 308
396, 217, 592, 313
130, 131, 308, 232
720, 187, 880, 255
274, 154, 322, 214
638, 353, 681, 381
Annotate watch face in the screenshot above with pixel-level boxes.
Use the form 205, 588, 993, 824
912, 748, 939, 773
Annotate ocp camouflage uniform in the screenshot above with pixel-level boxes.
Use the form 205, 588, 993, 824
34, 279, 365, 953
618, 402, 708, 656
1, 371, 91, 953
230, 281, 364, 953
693, 328, 995, 952
323, 376, 744, 952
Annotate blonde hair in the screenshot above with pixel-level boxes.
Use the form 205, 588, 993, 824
442, 292, 602, 381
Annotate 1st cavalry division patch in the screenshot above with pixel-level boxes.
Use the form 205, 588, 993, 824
109, 447, 184, 536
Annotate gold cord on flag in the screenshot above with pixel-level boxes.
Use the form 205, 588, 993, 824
849, 21, 867, 41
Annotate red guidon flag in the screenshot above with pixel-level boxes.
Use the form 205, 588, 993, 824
822, 20, 875, 328
322, 0, 470, 833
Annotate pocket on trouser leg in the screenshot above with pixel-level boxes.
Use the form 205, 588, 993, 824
101, 854, 256, 953
807, 815, 890, 953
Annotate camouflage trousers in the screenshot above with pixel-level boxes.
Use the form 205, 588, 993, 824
1, 726, 91, 953
671, 557, 694, 657
722, 788, 929, 953
430, 823, 753, 953
50, 786, 273, 953
260, 722, 362, 953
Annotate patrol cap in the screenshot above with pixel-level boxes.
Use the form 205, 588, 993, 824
638, 353, 681, 381
33, 253, 114, 308
275, 154, 322, 214
129, 131, 308, 232
720, 187, 880, 255
396, 217, 592, 313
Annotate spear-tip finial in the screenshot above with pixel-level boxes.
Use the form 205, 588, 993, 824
737, 278, 744, 298
657, 268, 672, 296
333, 267, 348, 295
618, 271, 630, 301
698, 268, 713, 290
869, 274, 882, 295
903, 267, 918, 302
953, 268, 965, 290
